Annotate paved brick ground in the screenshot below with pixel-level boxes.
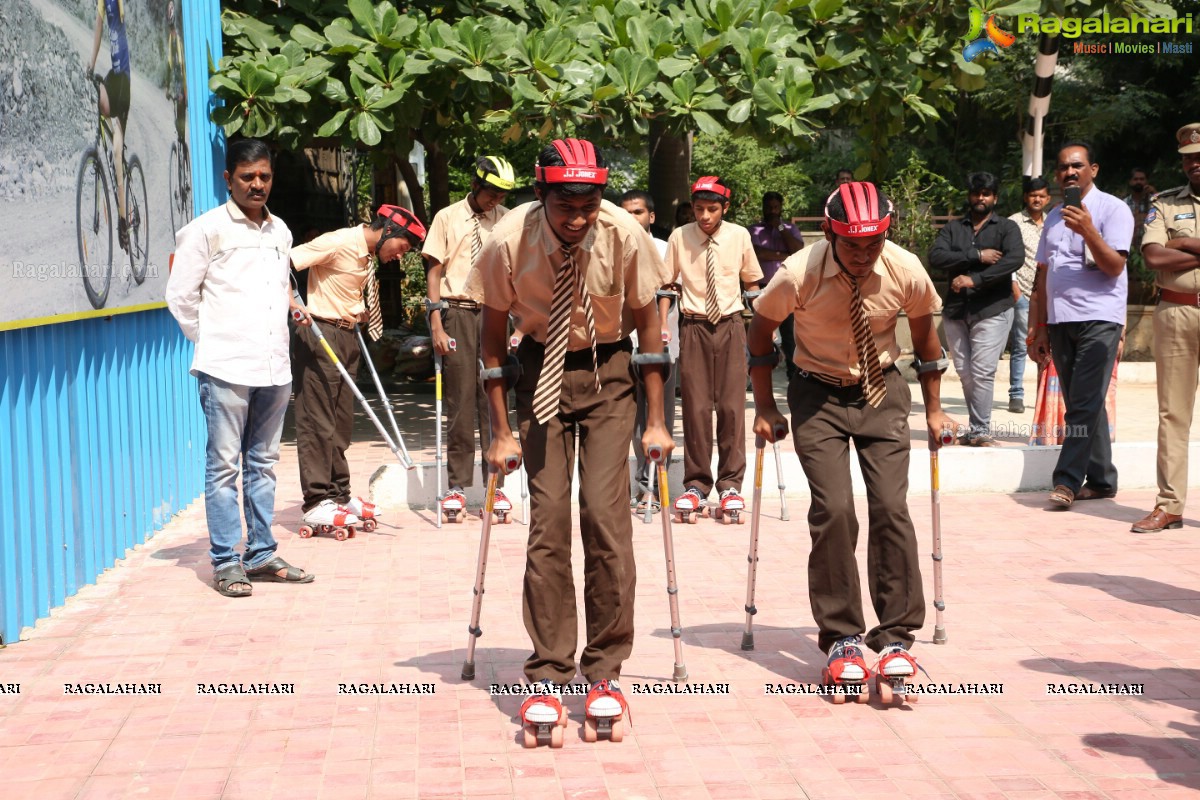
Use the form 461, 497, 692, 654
3, 371, 1199, 799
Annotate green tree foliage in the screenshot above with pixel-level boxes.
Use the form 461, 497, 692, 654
211, 0, 1173, 220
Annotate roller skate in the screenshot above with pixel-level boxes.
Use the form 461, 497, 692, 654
822, 635, 871, 704
298, 499, 360, 541
712, 487, 745, 525
672, 486, 707, 524
491, 488, 513, 524
440, 487, 467, 524
874, 642, 924, 706
583, 679, 628, 743
345, 496, 379, 533
519, 680, 567, 748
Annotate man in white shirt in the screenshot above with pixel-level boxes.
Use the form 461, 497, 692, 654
166, 138, 313, 598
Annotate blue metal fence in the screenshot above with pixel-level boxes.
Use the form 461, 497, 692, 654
0, 0, 223, 644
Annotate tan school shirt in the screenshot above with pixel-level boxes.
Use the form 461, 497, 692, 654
290, 225, 371, 322
754, 240, 942, 381
423, 195, 508, 302
664, 220, 762, 317
476, 199, 671, 349
1142, 184, 1200, 293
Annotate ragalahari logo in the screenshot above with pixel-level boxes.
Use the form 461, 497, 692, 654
962, 7, 1016, 61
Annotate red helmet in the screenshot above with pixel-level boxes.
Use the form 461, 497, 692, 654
691, 175, 731, 199
534, 138, 608, 185
824, 181, 892, 238
376, 204, 427, 243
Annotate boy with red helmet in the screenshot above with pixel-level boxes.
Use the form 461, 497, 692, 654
474, 139, 672, 742
748, 182, 957, 701
289, 204, 426, 532
665, 176, 762, 523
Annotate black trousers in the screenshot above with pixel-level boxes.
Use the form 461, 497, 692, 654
1047, 321, 1122, 494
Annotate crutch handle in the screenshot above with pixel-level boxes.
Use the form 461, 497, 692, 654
509, 334, 522, 349
291, 308, 308, 324
661, 330, 671, 344
502, 454, 522, 474
939, 428, 955, 446
647, 444, 669, 464
448, 338, 457, 351
773, 422, 788, 441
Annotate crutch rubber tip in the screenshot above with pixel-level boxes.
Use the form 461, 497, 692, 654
460, 663, 476, 680
672, 665, 688, 683
740, 633, 755, 651
933, 627, 947, 645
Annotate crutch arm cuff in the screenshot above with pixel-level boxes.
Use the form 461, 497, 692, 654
911, 348, 949, 376
631, 351, 671, 367
746, 346, 779, 369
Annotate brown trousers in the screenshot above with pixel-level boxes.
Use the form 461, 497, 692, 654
441, 306, 492, 489
679, 315, 747, 495
291, 323, 361, 512
515, 337, 636, 684
788, 367, 925, 654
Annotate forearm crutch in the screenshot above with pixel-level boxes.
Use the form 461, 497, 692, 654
354, 324, 407, 453
651, 443, 688, 682
930, 431, 950, 644
431, 339, 456, 529
742, 422, 788, 651
292, 293, 415, 470
639, 456, 656, 525
771, 441, 789, 521
461, 453, 522, 681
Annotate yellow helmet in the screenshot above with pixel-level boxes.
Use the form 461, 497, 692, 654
476, 155, 516, 191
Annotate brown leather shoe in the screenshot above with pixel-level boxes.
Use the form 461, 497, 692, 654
1130, 508, 1183, 533
1076, 485, 1117, 501
1048, 485, 1074, 508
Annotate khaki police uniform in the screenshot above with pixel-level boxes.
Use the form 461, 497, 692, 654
290, 226, 373, 512
476, 198, 671, 684
423, 196, 508, 490
755, 240, 942, 654
664, 221, 762, 495
1143, 173, 1200, 517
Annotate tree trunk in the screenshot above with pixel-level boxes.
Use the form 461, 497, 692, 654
647, 120, 693, 238
395, 156, 427, 223
423, 135, 452, 219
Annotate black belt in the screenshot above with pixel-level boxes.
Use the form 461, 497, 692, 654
518, 336, 633, 367
311, 315, 355, 331
796, 365, 899, 389
681, 312, 739, 322
444, 299, 480, 310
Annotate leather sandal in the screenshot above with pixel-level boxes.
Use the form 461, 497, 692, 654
1048, 485, 1075, 508
246, 556, 315, 583
214, 562, 252, 597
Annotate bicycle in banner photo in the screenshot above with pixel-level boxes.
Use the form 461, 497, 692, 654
76, 72, 149, 310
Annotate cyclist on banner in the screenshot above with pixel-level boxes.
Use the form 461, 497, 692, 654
166, 0, 187, 141
87, 0, 132, 252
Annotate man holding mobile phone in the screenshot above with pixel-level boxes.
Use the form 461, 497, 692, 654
1029, 141, 1134, 510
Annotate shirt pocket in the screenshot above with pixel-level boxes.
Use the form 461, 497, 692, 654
588, 291, 624, 339
864, 306, 899, 338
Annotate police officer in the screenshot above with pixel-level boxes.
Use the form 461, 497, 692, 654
1131, 124, 1200, 533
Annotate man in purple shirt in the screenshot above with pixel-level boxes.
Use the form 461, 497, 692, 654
749, 192, 805, 376
1030, 141, 1134, 509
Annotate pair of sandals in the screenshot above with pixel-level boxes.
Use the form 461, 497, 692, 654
214, 557, 314, 597
1048, 484, 1117, 509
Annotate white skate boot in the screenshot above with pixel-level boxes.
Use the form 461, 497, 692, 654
440, 487, 467, 524
875, 642, 923, 705
491, 488, 513, 524
714, 487, 745, 525
822, 634, 871, 704
672, 486, 706, 524
345, 497, 380, 532
299, 499, 360, 541
519, 680, 567, 748
583, 679, 629, 743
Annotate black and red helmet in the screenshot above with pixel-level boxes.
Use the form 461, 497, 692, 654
823, 181, 893, 238
533, 138, 609, 186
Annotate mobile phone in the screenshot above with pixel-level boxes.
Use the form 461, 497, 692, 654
1063, 186, 1082, 209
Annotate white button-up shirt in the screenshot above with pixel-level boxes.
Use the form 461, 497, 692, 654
166, 200, 293, 386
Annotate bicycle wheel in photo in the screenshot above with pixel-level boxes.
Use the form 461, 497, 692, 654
76, 146, 112, 309
169, 140, 190, 238
126, 155, 150, 284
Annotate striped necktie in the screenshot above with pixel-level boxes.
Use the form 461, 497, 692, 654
532, 245, 599, 424
470, 212, 483, 266
704, 236, 721, 324
365, 269, 384, 341
843, 272, 886, 408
